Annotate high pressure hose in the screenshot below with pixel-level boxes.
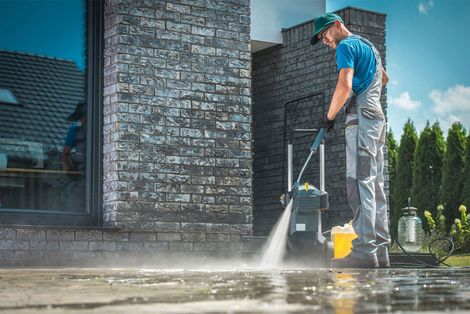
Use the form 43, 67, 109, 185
390, 231, 455, 268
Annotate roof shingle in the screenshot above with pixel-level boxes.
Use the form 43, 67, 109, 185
0, 50, 85, 150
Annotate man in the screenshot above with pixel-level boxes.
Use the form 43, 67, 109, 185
311, 13, 390, 268
61, 102, 85, 172
60, 102, 86, 212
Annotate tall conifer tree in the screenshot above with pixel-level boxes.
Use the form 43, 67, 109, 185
441, 122, 466, 228
392, 120, 417, 237
386, 128, 398, 224
462, 133, 470, 209
411, 122, 445, 228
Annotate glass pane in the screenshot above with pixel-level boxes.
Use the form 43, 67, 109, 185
0, 0, 87, 213
0, 88, 20, 105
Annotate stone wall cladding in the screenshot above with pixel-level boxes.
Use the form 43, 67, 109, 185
0, 227, 241, 266
251, 7, 387, 235
102, 0, 253, 247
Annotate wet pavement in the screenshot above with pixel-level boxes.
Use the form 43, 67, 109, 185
1, 267, 470, 313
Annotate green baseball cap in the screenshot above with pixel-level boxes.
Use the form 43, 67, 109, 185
310, 12, 344, 45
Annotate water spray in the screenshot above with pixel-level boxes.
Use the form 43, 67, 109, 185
260, 128, 330, 268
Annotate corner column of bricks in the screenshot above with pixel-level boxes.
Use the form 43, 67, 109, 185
102, 0, 252, 249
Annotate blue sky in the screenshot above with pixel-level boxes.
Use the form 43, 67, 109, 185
0, 0, 85, 69
328, 0, 470, 139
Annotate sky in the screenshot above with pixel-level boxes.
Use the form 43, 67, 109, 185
1, 0, 469, 141
327, 0, 470, 140
251, 0, 325, 44
0, 0, 85, 69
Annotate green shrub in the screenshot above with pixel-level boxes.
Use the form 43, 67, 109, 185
450, 205, 470, 252
424, 204, 470, 254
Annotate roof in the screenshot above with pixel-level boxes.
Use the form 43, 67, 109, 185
0, 50, 84, 149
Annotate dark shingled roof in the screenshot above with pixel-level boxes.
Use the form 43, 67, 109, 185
0, 50, 85, 150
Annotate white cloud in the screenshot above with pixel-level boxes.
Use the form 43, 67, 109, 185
418, 3, 427, 14
389, 92, 421, 110
430, 84, 470, 131
431, 85, 470, 114
418, 0, 434, 15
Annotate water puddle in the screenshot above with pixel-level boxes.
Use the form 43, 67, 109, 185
1, 267, 470, 313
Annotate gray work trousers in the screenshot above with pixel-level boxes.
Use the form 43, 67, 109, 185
345, 37, 390, 262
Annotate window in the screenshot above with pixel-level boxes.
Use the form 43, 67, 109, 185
0, 0, 103, 226
0, 88, 20, 105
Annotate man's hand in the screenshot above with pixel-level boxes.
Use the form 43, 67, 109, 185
382, 66, 389, 86
321, 113, 335, 132
61, 146, 72, 172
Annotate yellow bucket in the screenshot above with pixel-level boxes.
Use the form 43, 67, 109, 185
331, 223, 358, 259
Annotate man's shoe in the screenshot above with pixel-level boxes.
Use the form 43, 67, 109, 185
378, 256, 390, 268
377, 247, 390, 268
331, 254, 379, 269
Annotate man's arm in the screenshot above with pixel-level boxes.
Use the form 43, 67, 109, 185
327, 68, 354, 120
382, 66, 389, 86
61, 146, 72, 171
61, 124, 78, 171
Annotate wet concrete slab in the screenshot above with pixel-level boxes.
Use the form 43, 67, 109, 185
1, 267, 470, 313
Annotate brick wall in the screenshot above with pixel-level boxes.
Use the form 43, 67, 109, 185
252, 7, 388, 235
102, 0, 252, 237
1, 0, 253, 266
0, 227, 241, 266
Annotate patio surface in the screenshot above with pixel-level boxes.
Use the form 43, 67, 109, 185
1, 266, 470, 313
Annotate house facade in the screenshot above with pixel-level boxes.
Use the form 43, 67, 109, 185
0, 0, 387, 266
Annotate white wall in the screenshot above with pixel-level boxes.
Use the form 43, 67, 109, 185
251, 0, 325, 51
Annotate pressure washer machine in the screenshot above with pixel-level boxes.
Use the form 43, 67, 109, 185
280, 125, 449, 268
285, 128, 332, 259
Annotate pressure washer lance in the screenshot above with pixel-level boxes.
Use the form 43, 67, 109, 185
281, 127, 326, 206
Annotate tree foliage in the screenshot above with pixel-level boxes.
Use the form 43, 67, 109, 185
386, 128, 398, 228
461, 133, 470, 209
411, 122, 445, 221
391, 120, 417, 238
440, 122, 467, 229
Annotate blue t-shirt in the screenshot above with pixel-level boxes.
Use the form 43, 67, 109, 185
64, 122, 80, 148
336, 35, 376, 95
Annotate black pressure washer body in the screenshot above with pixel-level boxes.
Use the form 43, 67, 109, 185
285, 128, 332, 259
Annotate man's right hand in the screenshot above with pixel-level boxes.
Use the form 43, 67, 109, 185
321, 113, 335, 132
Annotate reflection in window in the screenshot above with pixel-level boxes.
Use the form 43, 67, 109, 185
0, 0, 86, 213
0, 88, 20, 105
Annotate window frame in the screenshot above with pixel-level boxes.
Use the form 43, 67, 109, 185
0, 0, 104, 227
